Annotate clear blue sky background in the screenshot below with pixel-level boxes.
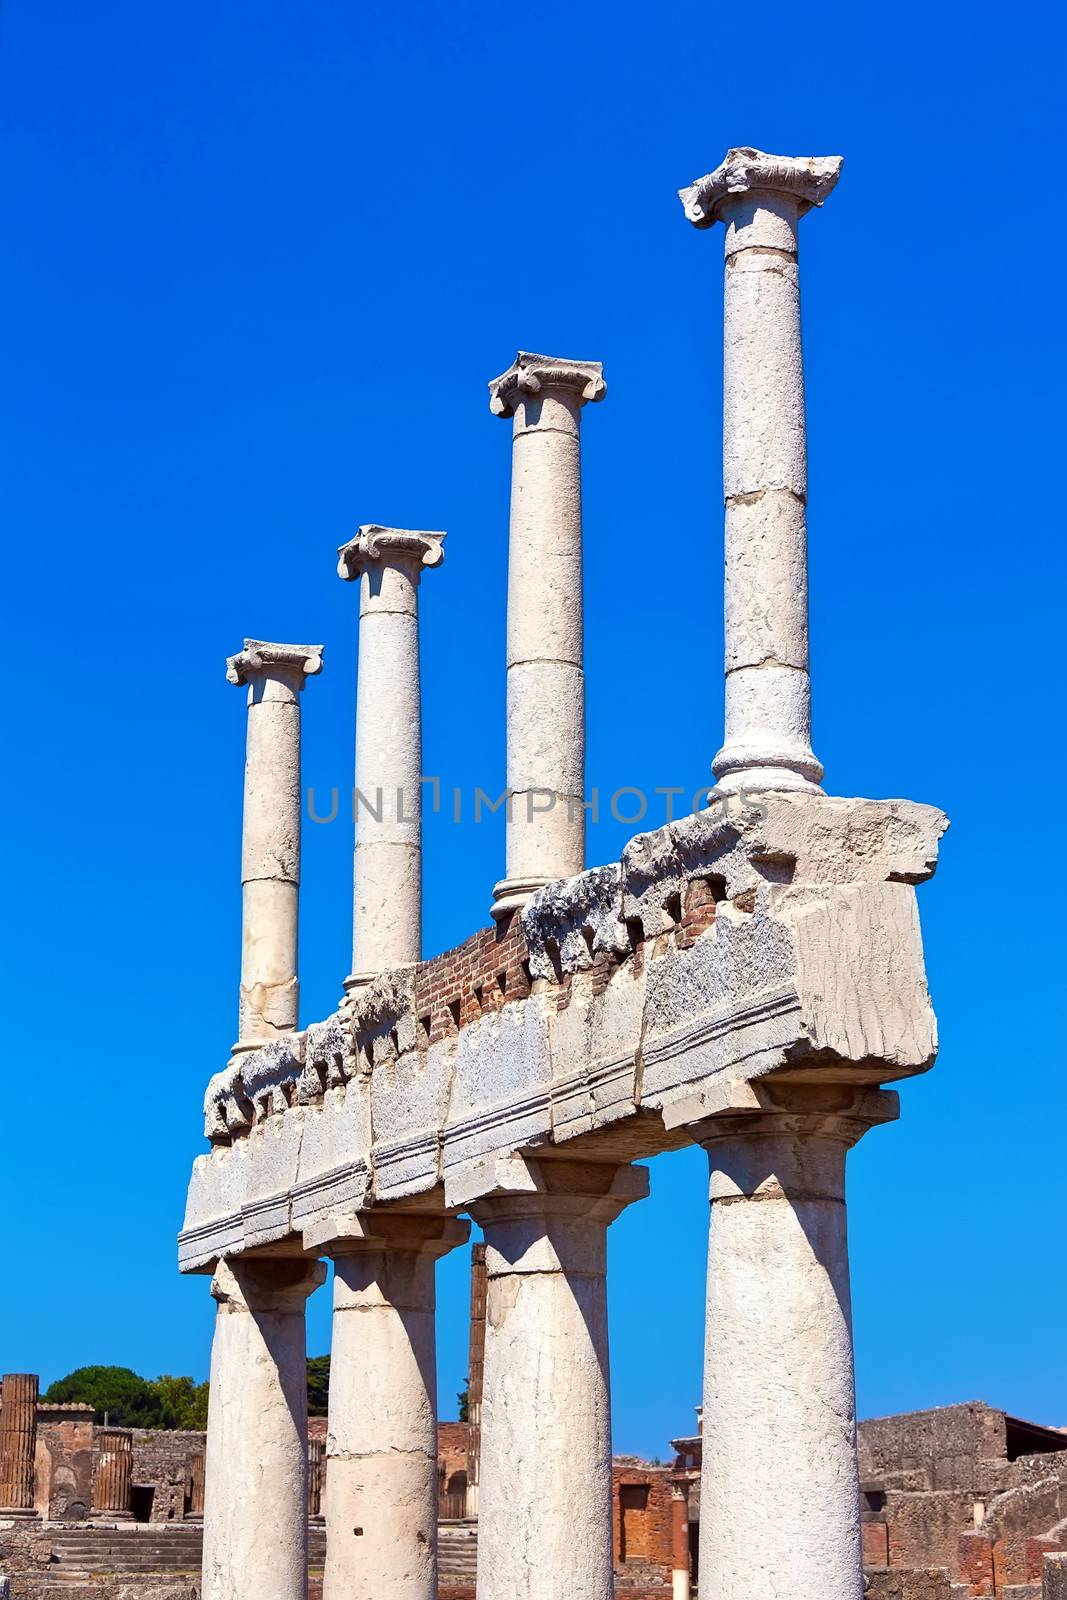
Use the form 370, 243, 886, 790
2, 1, 1064, 1457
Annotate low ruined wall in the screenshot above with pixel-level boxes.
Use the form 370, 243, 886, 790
37, 1417, 95, 1519
612, 1462, 674, 1574
127, 1431, 205, 1524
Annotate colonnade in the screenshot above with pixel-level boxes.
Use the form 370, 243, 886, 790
199, 149, 888, 1600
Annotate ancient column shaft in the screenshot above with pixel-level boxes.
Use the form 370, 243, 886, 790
696, 1088, 896, 1600
488, 353, 605, 919
679, 149, 842, 795
469, 1162, 647, 1600
307, 1438, 324, 1520
201, 1257, 325, 1600
93, 1429, 133, 1519
337, 527, 445, 989
0, 1373, 39, 1515
465, 1240, 486, 1517
303, 1214, 467, 1600
227, 641, 323, 1051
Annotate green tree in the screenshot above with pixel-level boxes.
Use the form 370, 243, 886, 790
307, 1354, 330, 1417
456, 1379, 470, 1424
44, 1366, 170, 1428
151, 1375, 209, 1430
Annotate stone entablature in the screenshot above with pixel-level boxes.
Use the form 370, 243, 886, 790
181, 790, 945, 1271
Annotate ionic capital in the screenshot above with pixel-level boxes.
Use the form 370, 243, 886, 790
336, 525, 446, 582
679, 146, 843, 229
489, 351, 606, 418
226, 639, 324, 687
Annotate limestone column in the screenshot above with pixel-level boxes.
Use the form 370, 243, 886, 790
92, 1430, 133, 1521
336, 527, 445, 993
0, 1374, 39, 1517
201, 1257, 326, 1600
300, 1213, 468, 1600
488, 352, 606, 919
695, 1086, 897, 1600
679, 148, 842, 795
312, 1216, 467, 1598
469, 1160, 648, 1600
226, 641, 324, 1053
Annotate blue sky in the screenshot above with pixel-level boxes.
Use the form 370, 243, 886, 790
2, 0, 1064, 1456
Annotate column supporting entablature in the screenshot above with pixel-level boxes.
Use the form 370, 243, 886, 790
304, 1207, 467, 1600
685, 1078, 896, 1600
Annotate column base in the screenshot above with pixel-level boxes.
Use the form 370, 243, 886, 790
490, 876, 548, 920
0, 1508, 39, 1520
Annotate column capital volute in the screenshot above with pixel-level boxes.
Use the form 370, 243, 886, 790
678, 146, 843, 229
336, 525, 446, 582
488, 351, 606, 418
225, 639, 324, 687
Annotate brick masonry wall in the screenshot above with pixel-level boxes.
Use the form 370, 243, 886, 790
412, 880, 720, 1048
611, 1462, 674, 1574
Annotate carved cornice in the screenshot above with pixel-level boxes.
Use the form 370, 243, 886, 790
679, 147, 843, 229
489, 352, 607, 418
336, 525, 446, 582
226, 639, 324, 686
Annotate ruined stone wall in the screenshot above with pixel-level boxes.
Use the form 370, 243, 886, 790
859, 1404, 1009, 1493
36, 1416, 95, 1520
127, 1430, 205, 1523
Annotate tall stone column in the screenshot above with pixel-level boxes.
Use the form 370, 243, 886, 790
201, 1257, 326, 1600
0, 1374, 39, 1517
680, 148, 842, 795
695, 1086, 896, 1600
488, 352, 605, 919
336, 527, 445, 993
307, 1438, 324, 1522
226, 641, 324, 1053
92, 1430, 133, 1521
300, 1213, 468, 1600
465, 1240, 486, 1517
467, 1160, 648, 1600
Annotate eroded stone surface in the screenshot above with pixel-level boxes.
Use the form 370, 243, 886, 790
180, 791, 946, 1268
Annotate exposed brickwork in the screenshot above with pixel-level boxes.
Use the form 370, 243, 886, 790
611, 1462, 674, 1575
414, 916, 531, 1046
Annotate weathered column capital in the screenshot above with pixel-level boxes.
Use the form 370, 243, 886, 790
336, 525, 445, 581
489, 350, 606, 417
210, 1256, 326, 1315
226, 639, 324, 689
302, 1210, 469, 1260
679, 146, 843, 230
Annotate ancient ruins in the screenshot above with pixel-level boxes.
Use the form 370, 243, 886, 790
178, 146, 951, 1600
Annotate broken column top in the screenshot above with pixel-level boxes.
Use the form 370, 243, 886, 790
489, 352, 607, 418
679, 147, 843, 229
336, 525, 446, 581
225, 640, 324, 686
